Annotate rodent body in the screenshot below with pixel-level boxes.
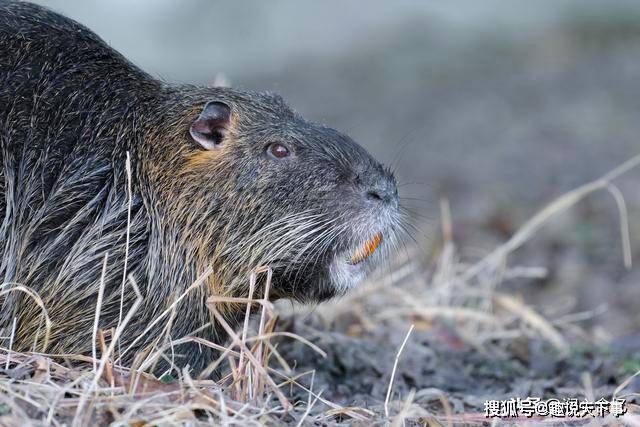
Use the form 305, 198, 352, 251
0, 1, 401, 373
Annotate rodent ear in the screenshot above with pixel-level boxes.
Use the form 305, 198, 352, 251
189, 101, 231, 150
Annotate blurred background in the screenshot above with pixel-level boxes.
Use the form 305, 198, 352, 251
34, 0, 640, 341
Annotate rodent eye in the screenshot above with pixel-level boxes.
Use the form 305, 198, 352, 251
266, 142, 291, 159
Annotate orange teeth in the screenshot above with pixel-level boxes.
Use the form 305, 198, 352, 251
349, 232, 382, 265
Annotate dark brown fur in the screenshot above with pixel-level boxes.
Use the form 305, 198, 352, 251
0, 1, 403, 374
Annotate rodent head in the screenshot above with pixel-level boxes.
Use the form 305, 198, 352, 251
150, 88, 403, 302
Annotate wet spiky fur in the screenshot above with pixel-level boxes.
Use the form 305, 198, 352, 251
0, 1, 402, 373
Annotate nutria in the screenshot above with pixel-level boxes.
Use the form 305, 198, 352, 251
0, 1, 402, 373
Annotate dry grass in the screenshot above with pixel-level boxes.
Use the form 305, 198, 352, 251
0, 154, 639, 425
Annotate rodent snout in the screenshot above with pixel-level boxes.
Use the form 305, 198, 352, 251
361, 168, 399, 208
365, 180, 397, 205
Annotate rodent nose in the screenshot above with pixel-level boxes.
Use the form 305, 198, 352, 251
364, 175, 398, 207
366, 190, 384, 201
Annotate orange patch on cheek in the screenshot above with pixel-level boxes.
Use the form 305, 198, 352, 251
186, 148, 226, 169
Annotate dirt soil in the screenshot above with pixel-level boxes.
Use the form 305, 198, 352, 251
276, 307, 640, 424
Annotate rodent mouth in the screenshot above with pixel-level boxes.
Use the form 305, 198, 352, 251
348, 232, 383, 265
